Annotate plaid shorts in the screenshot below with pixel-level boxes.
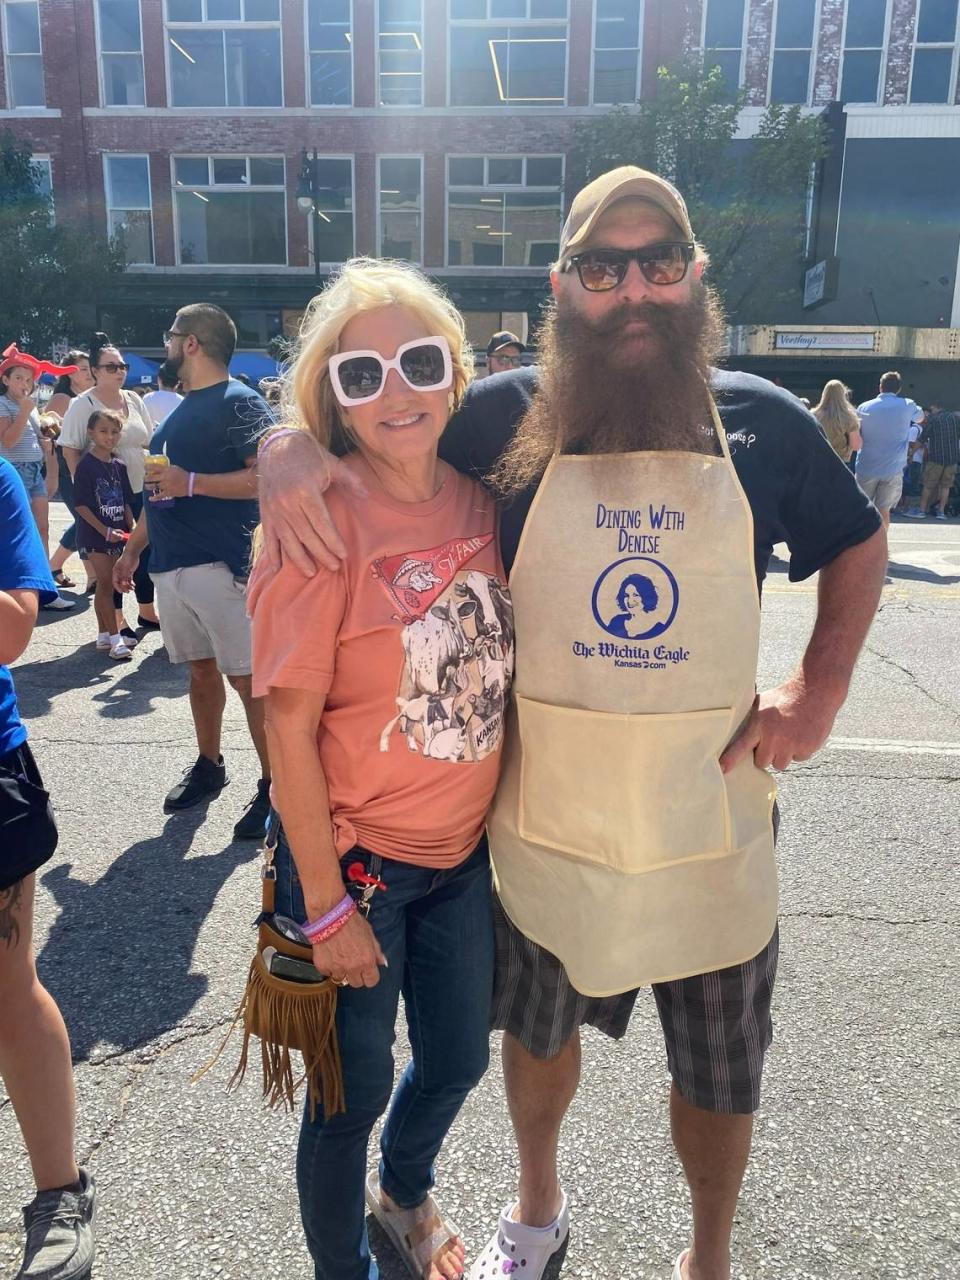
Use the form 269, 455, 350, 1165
492, 898, 779, 1115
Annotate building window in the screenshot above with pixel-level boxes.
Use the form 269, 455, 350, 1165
769, 0, 816, 103
174, 154, 287, 265
378, 0, 422, 106
840, 0, 888, 103
2, 1, 44, 107
447, 154, 564, 267
449, 1, 568, 108
308, 0, 352, 105
592, 0, 642, 104
105, 155, 154, 265
166, 0, 282, 107
910, 0, 959, 102
379, 157, 422, 261
307, 157, 353, 263
702, 0, 746, 98
99, 0, 145, 105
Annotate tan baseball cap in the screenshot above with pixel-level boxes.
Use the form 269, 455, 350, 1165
558, 166, 694, 261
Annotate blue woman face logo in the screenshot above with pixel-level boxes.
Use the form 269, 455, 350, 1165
592, 556, 679, 640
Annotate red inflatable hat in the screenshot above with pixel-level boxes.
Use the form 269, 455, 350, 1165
0, 343, 79, 381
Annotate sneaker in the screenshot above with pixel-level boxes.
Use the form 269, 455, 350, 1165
935, 510, 947, 520
15, 1167, 96, 1280
233, 778, 272, 840
41, 595, 75, 611
163, 755, 228, 812
903, 508, 926, 518
136, 615, 162, 631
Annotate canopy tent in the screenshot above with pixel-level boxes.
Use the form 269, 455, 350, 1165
123, 352, 159, 388
229, 352, 279, 383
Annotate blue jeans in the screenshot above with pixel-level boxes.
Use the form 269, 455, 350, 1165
272, 824, 495, 1280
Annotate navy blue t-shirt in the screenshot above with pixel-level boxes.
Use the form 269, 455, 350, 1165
440, 367, 881, 585
0, 459, 57, 756
147, 379, 272, 578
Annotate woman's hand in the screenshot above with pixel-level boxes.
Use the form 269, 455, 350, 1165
310, 911, 387, 989
12, 389, 37, 413
257, 431, 366, 575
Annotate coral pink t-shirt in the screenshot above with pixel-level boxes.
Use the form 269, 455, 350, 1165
248, 455, 514, 869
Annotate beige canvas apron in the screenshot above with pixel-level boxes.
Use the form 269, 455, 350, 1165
487, 404, 778, 996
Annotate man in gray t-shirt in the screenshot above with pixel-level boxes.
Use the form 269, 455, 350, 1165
856, 370, 923, 525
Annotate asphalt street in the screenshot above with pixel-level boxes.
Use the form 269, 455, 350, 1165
2, 509, 958, 1280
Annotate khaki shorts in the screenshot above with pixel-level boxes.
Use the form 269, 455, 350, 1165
151, 562, 251, 676
858, 473, 902, 511
923, 460, 958, 489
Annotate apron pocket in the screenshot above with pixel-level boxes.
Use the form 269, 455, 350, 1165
516, 696, 734, 875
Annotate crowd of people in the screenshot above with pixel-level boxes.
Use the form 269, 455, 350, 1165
0, 160, 936, 1280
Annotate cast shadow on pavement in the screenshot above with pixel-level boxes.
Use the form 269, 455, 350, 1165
90, 644, 186, 719
36, 807, 259, 1063
885, 558, 960, 585
13, 649, 114, 719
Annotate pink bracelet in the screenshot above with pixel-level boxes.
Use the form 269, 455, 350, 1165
310, 906, 357, 945
187, 471, 197, 498
302, 893, 356, 942
257, 427, 301, 459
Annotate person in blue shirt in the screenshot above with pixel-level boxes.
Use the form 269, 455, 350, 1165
113, 304, 274, 839
0, 458, 97, 1280
855, 371, 924, 526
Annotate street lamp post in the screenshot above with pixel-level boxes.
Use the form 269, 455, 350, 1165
297, 148, 321, 287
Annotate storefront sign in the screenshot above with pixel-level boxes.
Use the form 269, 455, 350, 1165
802, 256, 839, 309
775, 331, 876, 351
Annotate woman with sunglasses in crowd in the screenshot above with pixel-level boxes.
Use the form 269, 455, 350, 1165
46, 348, 97, 592
59, 334, 159, 638
247, 258, 514, 1280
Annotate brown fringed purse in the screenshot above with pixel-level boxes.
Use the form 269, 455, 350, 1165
196, 832, 345, 1121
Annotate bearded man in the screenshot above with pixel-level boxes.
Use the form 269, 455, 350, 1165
256, 168, 887, 1280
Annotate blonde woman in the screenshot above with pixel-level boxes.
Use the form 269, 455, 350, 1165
812, 379, 863, 463
247, 258, 514, 1280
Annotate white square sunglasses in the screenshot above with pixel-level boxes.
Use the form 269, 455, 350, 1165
328, 336, 453, 407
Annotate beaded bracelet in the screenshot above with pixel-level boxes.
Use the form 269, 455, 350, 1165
302, 892, 356, 943
257, 426, 302, 459
308, 904, 358, 945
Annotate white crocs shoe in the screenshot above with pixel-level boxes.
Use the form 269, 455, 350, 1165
672, 1248, 690, 1279
469, 1193, 569, 1280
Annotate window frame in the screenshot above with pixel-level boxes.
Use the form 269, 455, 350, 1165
95, 0, 146, 108
171, 152, 289, 268
590, 0, 644, 106
305, 0, 354, 108
2, 0, 45, 109
377, 153, 424, 263
164, 0, 285, 109
700, 0, 748, 97
444, 152, 565, 270
376, 0, 423, 108
446, 3, 570, 109
103, 152, 155, 266
838, 0, 892, 105
303, 153, 355, 269
907, 0, 960, 104
767, 0, 822, 106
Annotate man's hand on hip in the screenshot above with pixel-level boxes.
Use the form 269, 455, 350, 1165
720, 678, 841, 774
257, 431, 366, 576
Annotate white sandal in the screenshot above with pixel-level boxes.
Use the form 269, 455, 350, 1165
365, 1170, 464, 1279
468, 1193, 569, 1280
672, 1249, 690, 1279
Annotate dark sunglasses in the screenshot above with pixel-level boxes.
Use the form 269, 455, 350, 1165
564, 242, 696, 291
97, 361, 129, 373
329, 336, 452, 406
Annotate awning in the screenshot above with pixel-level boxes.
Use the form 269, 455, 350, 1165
123, 352, 159, 387
230, 352, 279, 382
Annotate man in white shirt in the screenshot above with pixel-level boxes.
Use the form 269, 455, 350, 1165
856, 371, 923, 525
142, 369, 183, 431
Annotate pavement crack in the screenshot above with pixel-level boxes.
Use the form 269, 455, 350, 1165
864, 642, 959, 718
781, 909, 956, 928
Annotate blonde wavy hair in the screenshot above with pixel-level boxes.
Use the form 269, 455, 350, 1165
279, 257, 475, 452
812, 379, 860, 459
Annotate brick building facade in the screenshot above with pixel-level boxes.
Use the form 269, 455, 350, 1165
1, 0, 959, 392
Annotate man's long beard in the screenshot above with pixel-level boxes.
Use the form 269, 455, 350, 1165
492, 282, 727, 495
